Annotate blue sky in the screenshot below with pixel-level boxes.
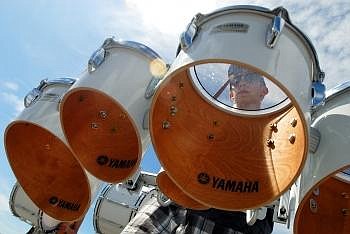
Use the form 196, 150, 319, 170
0, 0, 349, 233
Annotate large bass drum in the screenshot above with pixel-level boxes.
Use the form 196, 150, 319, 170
93, 178, 157, 234
9, 182, 60, 233
4, 78, 90, 221
150, 5, 324, 210
292, 82, 350, 234
60, 38, 167, 183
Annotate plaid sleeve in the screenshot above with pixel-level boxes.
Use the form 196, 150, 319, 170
121, 196, 187, 234
121, 196, 273, 234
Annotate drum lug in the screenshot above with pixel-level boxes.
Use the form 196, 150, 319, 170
24, 79, 47, 107
88, 46, 106, 73
309, 127, 321, 153
311, 81, 326, 107
180, 13, 202, 51
266, 15, 285, 48
145, 77, 162, 99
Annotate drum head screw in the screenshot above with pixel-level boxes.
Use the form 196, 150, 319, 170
162, 121, 170, 129
266, 139, 275, 149
289, 134, 296, 144
91, 123, 98, 129
341, 192, 349, 199
270, 123, 278, 132
342, 209, 349, 216
208, 134, 215, 140
99, 111, 108, 119
309, 198, 318, 213
290, 118, 297, 127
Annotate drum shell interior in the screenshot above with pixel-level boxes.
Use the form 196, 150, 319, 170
4, 84, 90, 221
60, 46, 158, 183
151, 67, 307, 210
150, 8, 316, 210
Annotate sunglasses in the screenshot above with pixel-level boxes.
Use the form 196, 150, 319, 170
229, 72, 265, 90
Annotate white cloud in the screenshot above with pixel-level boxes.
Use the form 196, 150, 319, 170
0, 193, 9, 212
0, 92, 24, 116
3, 82, 19, 92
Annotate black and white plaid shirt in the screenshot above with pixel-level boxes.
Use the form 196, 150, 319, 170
121, 196, 274, 234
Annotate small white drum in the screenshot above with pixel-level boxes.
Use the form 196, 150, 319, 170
293, 169, 350, 234
60, 38, 167, 183
291, 82, 350, 233
4, 78, 90, 221
93, 181, 157, 234
9, 182, 60, 232
150, 6, 324, 210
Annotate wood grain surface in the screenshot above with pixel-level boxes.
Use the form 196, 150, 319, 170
150, 68, 307, 210
294, 176, 350, 234
5, 121, 90, 221
60, 88, 141, 183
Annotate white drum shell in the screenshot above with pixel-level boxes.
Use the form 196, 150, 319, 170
171, 9, 313, 120
15, 84, 69, 144
69, 46, 159, 152
299, 86, 350, 199
94, 183, 157, 234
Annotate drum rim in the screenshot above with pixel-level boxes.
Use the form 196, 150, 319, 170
24, 77, 76, 108
312, 81, 350, 115
9, 182, 21, 218
181, 5, 324, 84
189, 63, 291, 116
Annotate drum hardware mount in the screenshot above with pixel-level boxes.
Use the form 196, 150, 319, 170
309, 198, 318, 213
98, 110, 108, 119
170, 105, 177, 116
207, 133, 215, 140
266, 13, 285, 49
90, 123, 99, 129
289, 134, 296, 144
142, 109, 149, 130
266, 139, 275, 149
145, 75, 167, 99
270, 123, 278, 133
341, 192, 350, 199
311, 81, 326, 107
290, 118, 297, 127
162, 120, 170, 129
342, 209, 350, 216
312, 187, 320, 196
179, 81, 184, 88
309, 127, 321, 153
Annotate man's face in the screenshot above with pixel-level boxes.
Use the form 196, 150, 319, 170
230, 74, 268, 109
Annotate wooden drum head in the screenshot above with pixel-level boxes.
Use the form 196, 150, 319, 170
60, 88, 141, 183
5, 121, 90, 221
157, 171, 208, 210
294, 174, 350, 234
150, 66, 308, 210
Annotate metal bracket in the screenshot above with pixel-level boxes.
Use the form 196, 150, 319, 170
266, 15, 285, 48
180, 14, 202, 51
309, 127, 321, 153
311, 81, 326, 107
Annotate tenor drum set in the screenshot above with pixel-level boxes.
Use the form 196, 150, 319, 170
3, 5, 350, 234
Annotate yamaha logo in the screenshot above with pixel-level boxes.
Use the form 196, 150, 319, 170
96, 155, 137, 169
197, 172, 210, 184
48, 196, 81, 211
